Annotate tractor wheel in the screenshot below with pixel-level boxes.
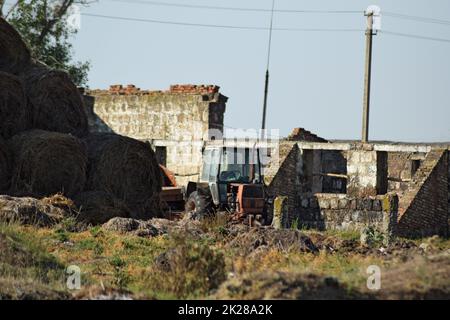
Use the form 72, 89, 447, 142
185, 191, 212, 219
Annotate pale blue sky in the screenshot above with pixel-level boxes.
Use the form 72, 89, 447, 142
70, 0, 450, 142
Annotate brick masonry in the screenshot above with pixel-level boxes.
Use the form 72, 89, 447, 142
264, 142, 302, 224
287, 127, 328, 143
396, 149, 448, 238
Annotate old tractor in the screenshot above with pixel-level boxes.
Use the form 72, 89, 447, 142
185, 143, 270, 225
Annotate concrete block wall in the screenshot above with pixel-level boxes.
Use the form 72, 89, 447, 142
346, 148, 387, 197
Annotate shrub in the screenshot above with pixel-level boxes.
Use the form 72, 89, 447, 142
145, 232, 226, 299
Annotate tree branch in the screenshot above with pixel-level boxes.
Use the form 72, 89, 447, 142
5, 0, 20, 19
37, 0, 74, 43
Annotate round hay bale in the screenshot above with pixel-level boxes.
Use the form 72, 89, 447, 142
73, 191, 131, 225
0, 72, 32, 139
9, 130, 87, 198
0, 137, 11, 193
0, 18, 31, 75
84, 133, 163, 219
22, 66, 88, 138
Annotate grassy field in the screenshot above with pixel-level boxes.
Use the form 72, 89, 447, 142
0, 216, 449, 300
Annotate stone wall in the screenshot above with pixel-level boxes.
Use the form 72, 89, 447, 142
84, 84, 227, 186
257, 141, 448, 237
315, 193, 398, 234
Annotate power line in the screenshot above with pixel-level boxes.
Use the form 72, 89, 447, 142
109, 0, 450, 27
384, 11, 450, 27
108, 0, 361, 14
82, 12, 362, 32
82, 12, 450, 44
381, 30, 450, 44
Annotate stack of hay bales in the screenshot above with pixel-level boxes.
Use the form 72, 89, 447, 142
0, 18, 162, 224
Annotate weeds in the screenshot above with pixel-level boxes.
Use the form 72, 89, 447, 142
360, 227, 385, 247
200, 213, 229, 235
143, 232, 226, 299
89, 226, 103, 238
109, 256, 131, 290
54, 228, 70, 243
291, 218, 299, 230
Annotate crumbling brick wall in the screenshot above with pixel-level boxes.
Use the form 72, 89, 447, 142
264, 142, 302, 225
287, 128, 327, 143
387, 151, 427, 192
397, 149, 448, 238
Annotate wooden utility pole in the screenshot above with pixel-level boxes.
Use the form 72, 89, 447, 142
362, 13, 374, 143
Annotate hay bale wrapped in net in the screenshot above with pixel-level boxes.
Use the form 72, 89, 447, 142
73, 191, 131, 225
84, 133, 163, 219
0, 18, 31, 75
9, 130, 87, 198
0, 72, 32, 139
0, 137, 11, 193
22, 65, 88, 138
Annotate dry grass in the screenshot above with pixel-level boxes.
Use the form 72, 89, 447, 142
0, 220, 448, 300
0, 222, 67, 299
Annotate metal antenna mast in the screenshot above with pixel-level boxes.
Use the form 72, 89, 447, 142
261, 0, 275, 138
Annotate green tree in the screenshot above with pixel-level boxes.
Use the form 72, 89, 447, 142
1, 0, 91, 86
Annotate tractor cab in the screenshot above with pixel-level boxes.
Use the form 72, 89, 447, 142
186, 145, 267, 223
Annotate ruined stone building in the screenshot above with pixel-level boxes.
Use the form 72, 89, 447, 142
264, 135, 450, 239
84, 84, 227, 186
84, 84, 449, 239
